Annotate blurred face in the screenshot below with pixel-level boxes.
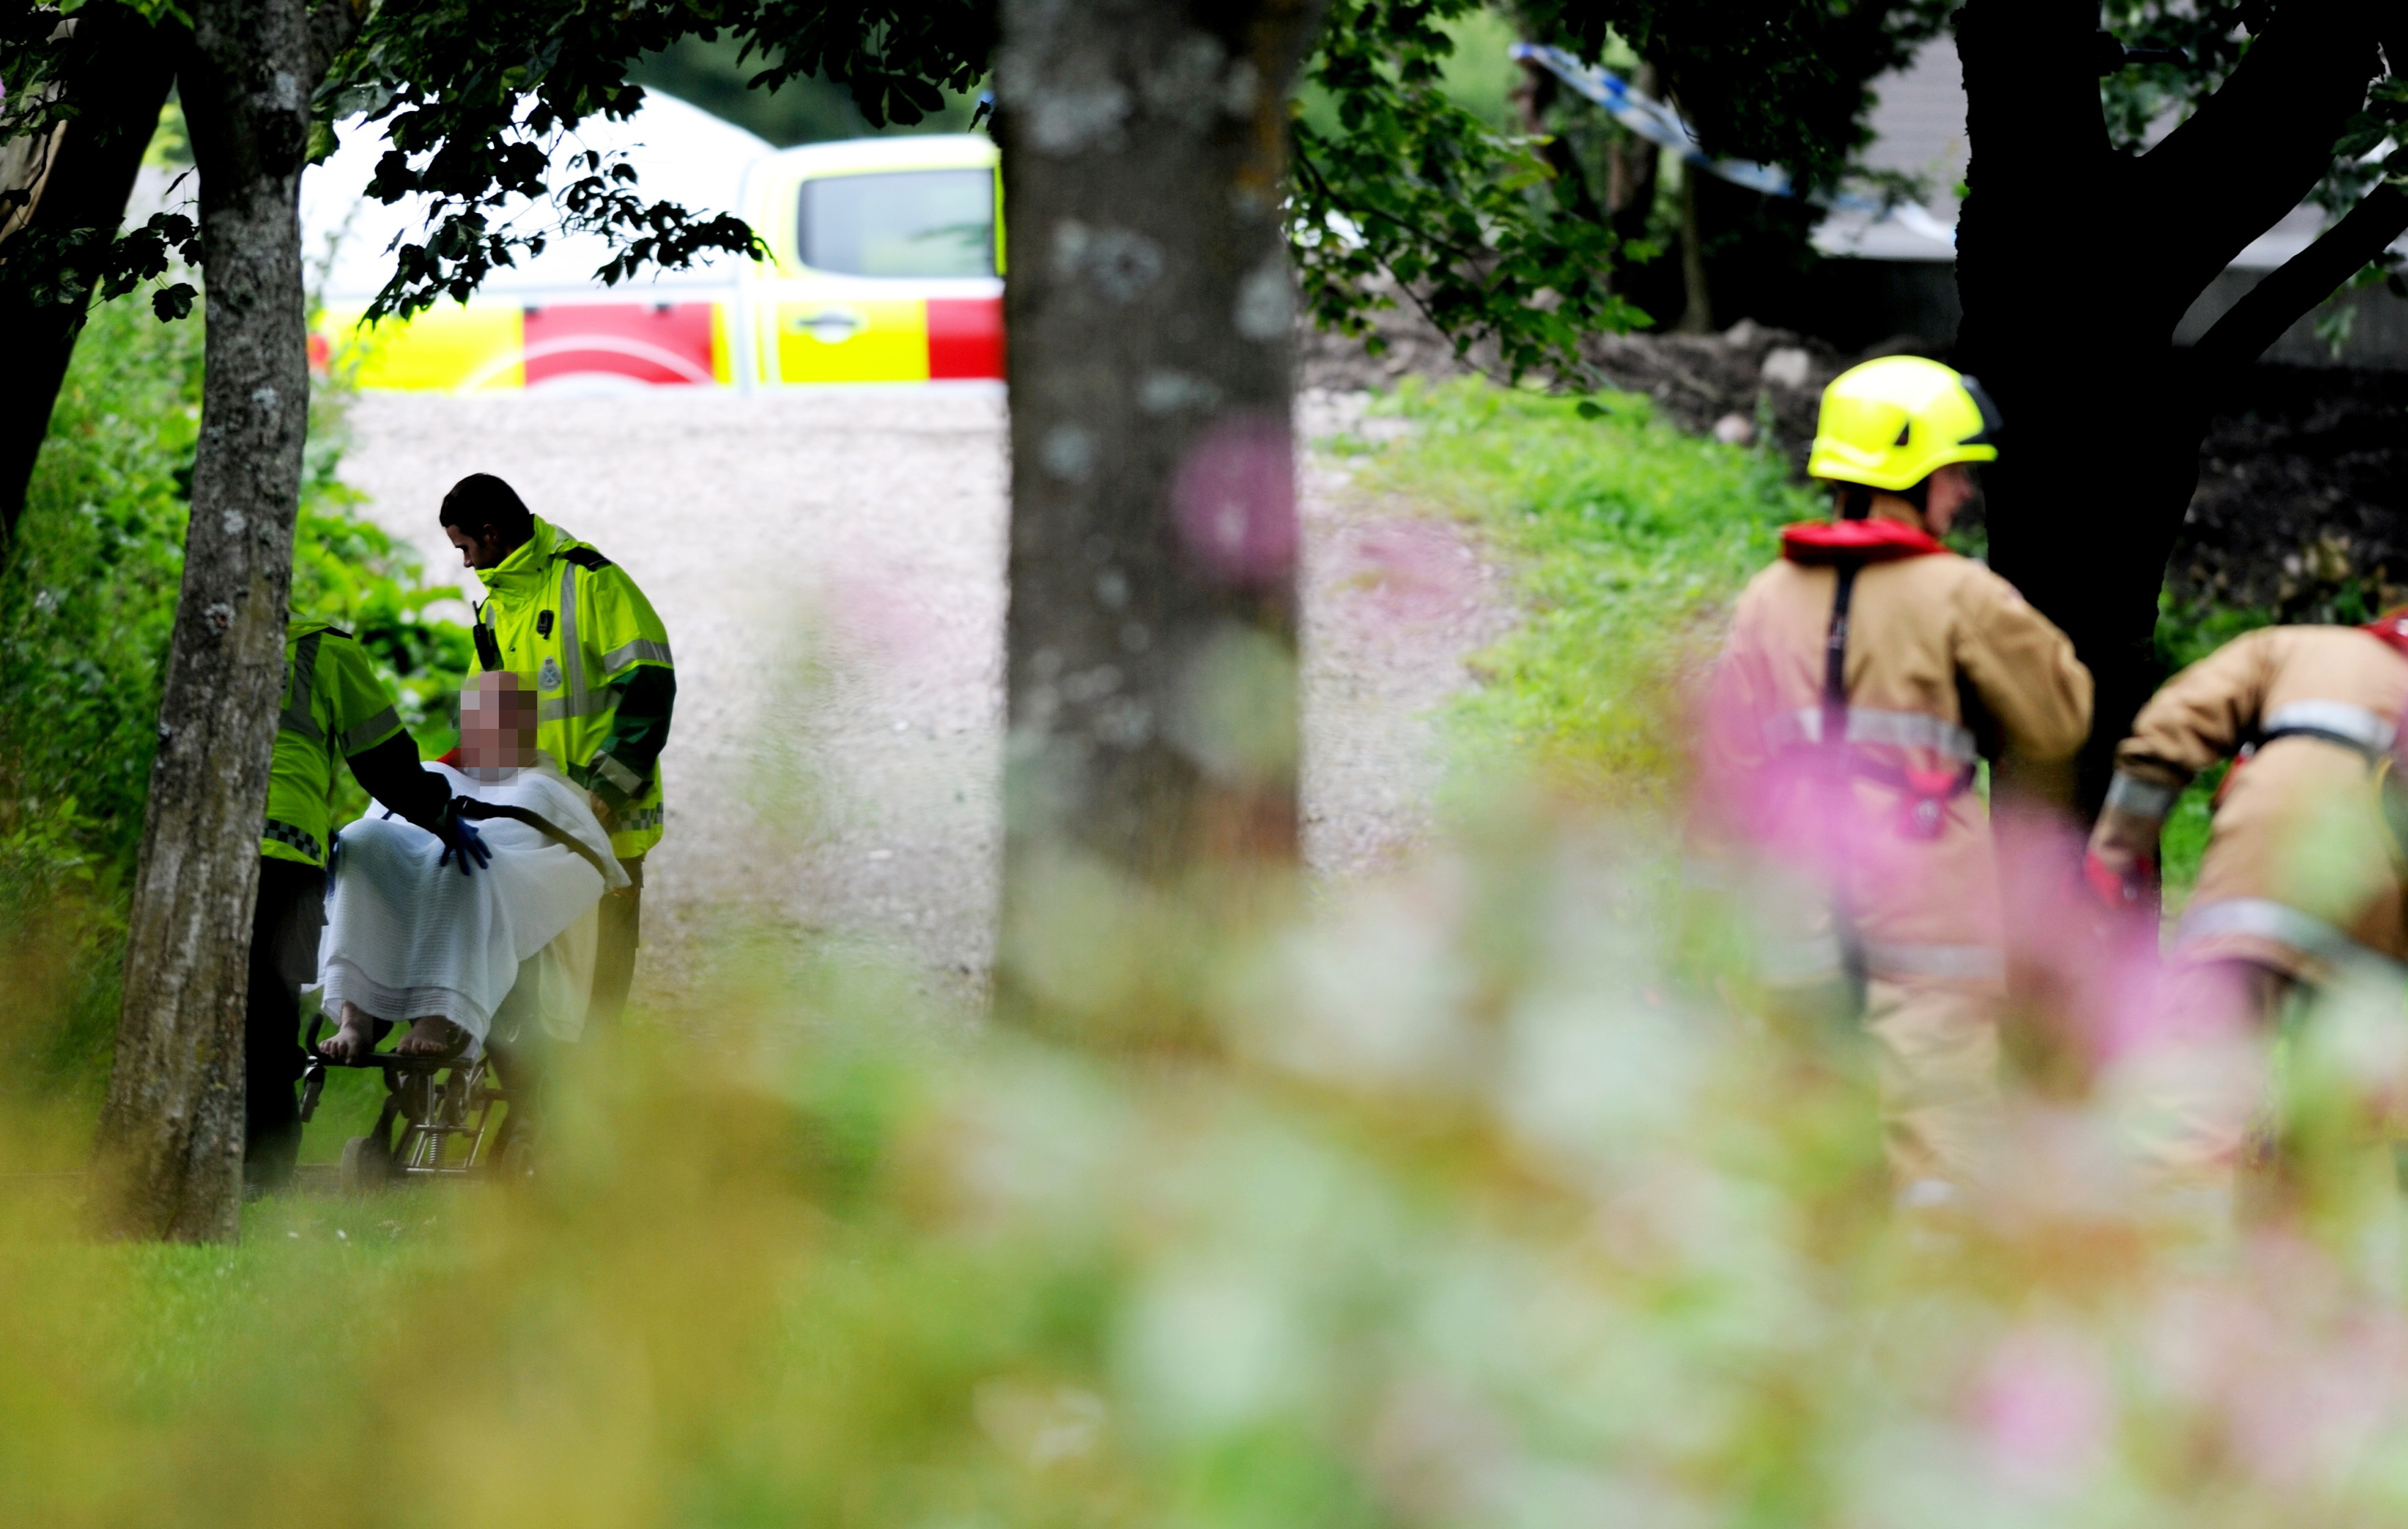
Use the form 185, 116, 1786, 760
459, 670, 537, 774
1922, 464, 1975, 535
445, 522, 510, 571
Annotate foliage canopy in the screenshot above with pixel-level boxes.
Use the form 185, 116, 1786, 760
6, 2, 2404, 379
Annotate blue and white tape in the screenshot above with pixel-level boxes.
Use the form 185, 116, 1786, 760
1508, 42, 1957, 248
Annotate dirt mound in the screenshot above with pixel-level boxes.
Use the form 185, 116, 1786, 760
2170, 366, 2408, 619
1301, 303, 2407, 616
1296, 303, 1918, 472
1577, 321, 1890, 467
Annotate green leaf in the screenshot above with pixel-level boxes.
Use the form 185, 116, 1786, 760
2334, 113, 2392, 161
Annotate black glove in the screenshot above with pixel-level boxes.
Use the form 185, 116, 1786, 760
434, 800, 492, 876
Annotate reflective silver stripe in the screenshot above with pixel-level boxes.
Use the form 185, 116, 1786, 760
557, 557, 588, 727
2264, 700, 2395, 753
600, 637, 673, 675
592, 751, 643, 795
1764, 706, 1978, 762
1862, 941, 2005, 983
2177, 898, 2408, 987
1760, 936, 1845, 985
1759, 936, 2003, 984
2174, 897, 2373, 967
262, 817, 325, 862
280, 630, 324, 743
2104, 772, 2178, 819
340, 706, 402, 756
538, 694, 612, 723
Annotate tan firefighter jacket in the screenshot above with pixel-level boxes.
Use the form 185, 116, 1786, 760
1707, 517, 2093, 984
2106, 624, 2408, 978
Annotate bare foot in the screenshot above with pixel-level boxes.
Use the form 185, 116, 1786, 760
396, 1014, 467, 1057
319, 1002, 381, 1063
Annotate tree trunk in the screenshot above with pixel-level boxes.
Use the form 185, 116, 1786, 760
1510, 59, 1604, 227
91, 0, 316, 1242
992, 0, 1326, 1043
1674, 164, 1712, 333
1604, 65, 1661, 249
1955, 0, 2393, 808
0, 4, 180, 551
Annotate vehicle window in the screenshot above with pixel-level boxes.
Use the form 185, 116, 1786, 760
796, 168, 995, 278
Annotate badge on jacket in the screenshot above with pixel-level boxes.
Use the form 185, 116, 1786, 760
539, 656, 563, 692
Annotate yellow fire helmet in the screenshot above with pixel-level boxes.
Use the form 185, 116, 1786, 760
1805, 355, 2002, 493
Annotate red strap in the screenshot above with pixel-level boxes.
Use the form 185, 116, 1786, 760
434, 745, 462, 767
2081, 847, 2155, 910
2361, 611, 2408, 660
1781, 518, 1947, 565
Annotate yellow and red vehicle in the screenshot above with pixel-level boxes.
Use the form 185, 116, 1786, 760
306, 96, 1002, 391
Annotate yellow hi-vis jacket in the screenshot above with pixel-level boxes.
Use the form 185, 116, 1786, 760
263, 619, 408, 866
470, 516, 675, 860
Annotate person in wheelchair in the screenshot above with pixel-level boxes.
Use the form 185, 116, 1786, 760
316, 669, 627, 1064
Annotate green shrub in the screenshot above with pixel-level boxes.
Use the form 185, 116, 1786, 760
0, 298, 467, 1103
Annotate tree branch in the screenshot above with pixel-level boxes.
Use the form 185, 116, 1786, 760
2195, 176, 2408, 368
2133, 0, 2383, 304
308, 0, 366, 84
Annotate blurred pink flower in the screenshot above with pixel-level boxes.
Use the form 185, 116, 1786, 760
1334, 519, 1481, 626
2152, 1246, 2408, 1487
1173, 414, 1297, 587
1973, 1324, 2113, 1496
824, 559, 983, 680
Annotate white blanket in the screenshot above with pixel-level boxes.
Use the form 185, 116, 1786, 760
318, 760, 628, 1045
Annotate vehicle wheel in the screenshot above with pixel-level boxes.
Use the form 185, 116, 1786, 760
339, 1134, 390, 1193
499, 1140, 533, 1179
496, 1126, 538, 1181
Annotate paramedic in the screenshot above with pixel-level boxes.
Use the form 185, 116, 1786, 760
249, 618, 485, 1191
439, 473, 674, 1027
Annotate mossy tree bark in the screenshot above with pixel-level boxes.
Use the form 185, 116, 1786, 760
91, 0, 333, 1242
993, 0, 1325, 1043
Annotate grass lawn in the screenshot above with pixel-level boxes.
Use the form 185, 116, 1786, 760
0, 375, 2339, 1525
1340, 378, 2244, 898
1335, 379, 1819, 802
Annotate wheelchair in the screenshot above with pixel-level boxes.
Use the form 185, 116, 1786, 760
297, 1010, 539, 1191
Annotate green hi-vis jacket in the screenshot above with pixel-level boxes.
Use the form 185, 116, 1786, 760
265, 620, 406, 866
471, 516, 675, 861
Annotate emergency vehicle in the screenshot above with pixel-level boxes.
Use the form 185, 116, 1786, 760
302, 93, 1003, 391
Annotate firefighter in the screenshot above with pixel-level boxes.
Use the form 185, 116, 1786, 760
2084, 616, 2408, 1201
440, 474, 674, 1028
249, 618, 486, 1191
1705, 355, 2093, 1201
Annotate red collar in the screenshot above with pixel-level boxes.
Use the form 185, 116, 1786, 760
1780, 518, 1948, 565
2361, 614, 2408, 660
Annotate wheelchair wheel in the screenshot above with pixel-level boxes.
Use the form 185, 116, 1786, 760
498, 1133, 538, 1180
486, 1111, 540, 1181
339, 1133, 392, 1193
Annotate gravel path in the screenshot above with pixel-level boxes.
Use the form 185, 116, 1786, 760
339, 387, 1512, 1012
